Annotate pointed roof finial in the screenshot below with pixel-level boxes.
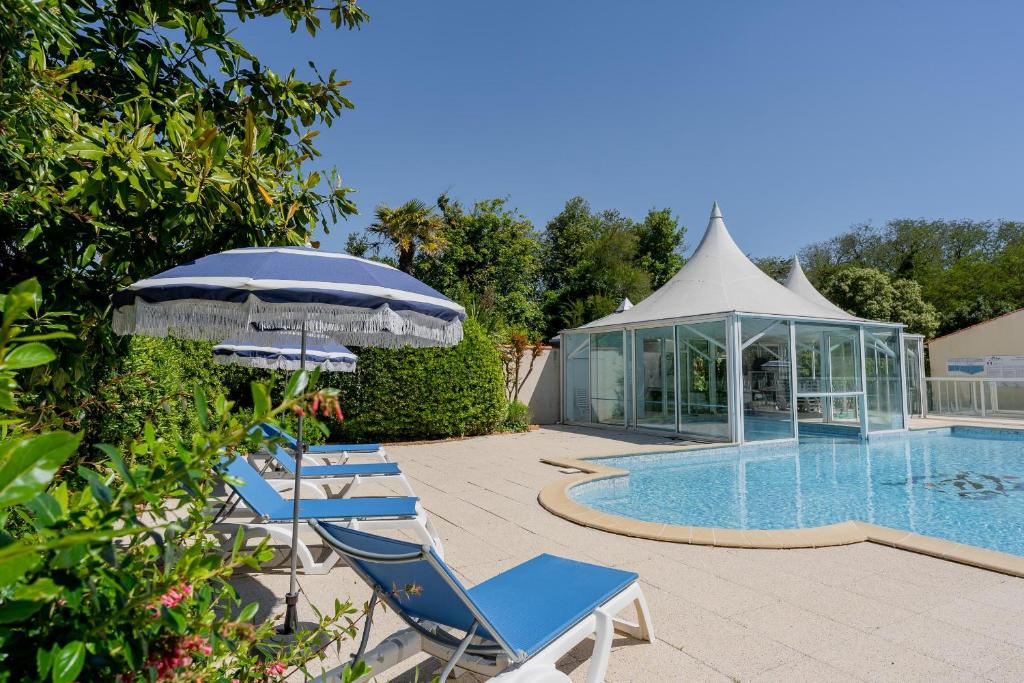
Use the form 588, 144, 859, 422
710, 201, 722, 219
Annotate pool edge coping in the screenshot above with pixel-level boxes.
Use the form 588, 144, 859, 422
537, 447, 1024, 579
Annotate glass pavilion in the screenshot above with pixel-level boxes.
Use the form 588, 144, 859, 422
560, 203, 925, 443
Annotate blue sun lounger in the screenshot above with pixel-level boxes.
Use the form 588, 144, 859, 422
215, 456, 443, 573
263, 443, 416, 497
258, 423, 387, 463
310, 522, 654, 683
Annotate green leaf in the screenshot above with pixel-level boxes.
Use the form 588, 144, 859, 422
20, 225, 42, 247
4, 342, 57, 370
250, 381, 270, 416
0, 431, 82, 508
0, 600, 45, 624
95, 443, 134, 486
3, 279, 42, 323
0, 552, 40, 588
285, 370, 308, 398
78, 244, 97, 267
243, 110, 255, 158
66, 140, 104, 161
52, 641, 85, 683
77, 467, 112, 505
37, 644, 57, 680
194, 386, 208, 429
238, 601, 258, 622
15, 577, 62, 601
143, 154, 175, 181
25, 492, 63, 527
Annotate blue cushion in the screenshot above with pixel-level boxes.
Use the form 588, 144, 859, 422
306, 442, 382, 453
266, 496, 420, 522
467, 554, 638, 657
221, 455, 288, 516
301, 462, 402, 478
219, 456, 418, 521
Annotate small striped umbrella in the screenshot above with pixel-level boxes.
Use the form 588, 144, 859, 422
213, 333, 357, 373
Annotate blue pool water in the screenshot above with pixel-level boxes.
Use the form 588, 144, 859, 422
570, 428, 1024, 556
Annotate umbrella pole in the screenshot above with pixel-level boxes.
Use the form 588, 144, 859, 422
280, 321, 307, 635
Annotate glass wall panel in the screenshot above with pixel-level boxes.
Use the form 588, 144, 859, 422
562, 333, 590, 423
793, 323, 862, 426
590, 332, 625, 425
903, 336, 923, 416
677, 320, 730, 439
634, 326, 676, 430
865, 327, 904, 431
741, 318, 794, 441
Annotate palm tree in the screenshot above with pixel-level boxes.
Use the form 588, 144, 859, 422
367, 199, 446, 273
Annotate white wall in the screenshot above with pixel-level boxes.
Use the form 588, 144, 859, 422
510, 346, 560, 424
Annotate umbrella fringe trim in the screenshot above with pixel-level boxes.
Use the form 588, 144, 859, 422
113, 298, 464, 348
211, 354, 358, 373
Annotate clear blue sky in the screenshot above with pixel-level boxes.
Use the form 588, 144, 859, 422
229, 1, 1024, 258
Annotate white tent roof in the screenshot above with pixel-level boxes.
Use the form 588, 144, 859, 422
578, 203, 861, 330
783, 256, 853, 318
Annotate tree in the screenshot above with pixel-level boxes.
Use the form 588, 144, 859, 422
0, 0, 367, 427
818, 266, 940, 337
800, 218, 1024, 336
634, 208, 685, 288
415, 195, 543, 333
366, 199, 446, 273
753, 256, 792, 282
539, 197, 655, 336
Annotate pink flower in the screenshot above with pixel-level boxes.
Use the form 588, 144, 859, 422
151, 582, 194, 611
263, 661, 287, 677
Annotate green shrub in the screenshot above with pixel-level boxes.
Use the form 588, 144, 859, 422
92, 336, 227, 452
501, 399, 531, 432
0, 280, 364, 682
330, 318, 507, 442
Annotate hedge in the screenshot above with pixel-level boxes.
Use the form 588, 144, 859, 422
92, 319, 506, 448
329, 318, 507, 442
92, 336, 227, 452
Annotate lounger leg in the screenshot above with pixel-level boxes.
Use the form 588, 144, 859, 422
610, 583, 655, 643
340, 475, 362, 498
632, 587, 655, 643
585, 607, 613, 683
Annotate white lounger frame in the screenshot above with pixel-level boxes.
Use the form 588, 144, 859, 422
285, 453, 415, 498
211, 479, 444, 574
301, 446, 389, 465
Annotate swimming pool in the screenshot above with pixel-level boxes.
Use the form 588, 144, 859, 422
570, 427, 1024, 557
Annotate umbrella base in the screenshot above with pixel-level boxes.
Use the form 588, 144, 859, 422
277, 592, 299, 635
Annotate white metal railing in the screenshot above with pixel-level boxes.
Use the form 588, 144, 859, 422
926, 377, 1024, 417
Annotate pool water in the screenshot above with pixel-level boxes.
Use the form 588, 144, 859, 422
570, 428, 1024, 557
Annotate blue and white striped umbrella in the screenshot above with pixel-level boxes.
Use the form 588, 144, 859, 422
113, 245, 465, 634
112, 246, 466, 347
213, 333, 357, 373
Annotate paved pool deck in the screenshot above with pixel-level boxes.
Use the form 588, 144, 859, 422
236, 420, 1024, 682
